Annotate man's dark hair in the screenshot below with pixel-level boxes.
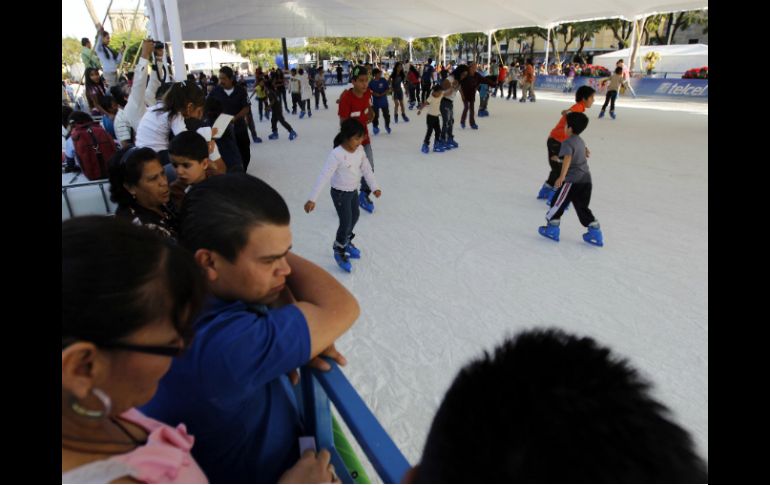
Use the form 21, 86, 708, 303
615, 66, 624, 75
565, 111, 589, 135
169, 130, 209, 162
219, 66, 235, 80
415, 328, 708, 483
575, 85, 596, 103
179, 173, 290, 262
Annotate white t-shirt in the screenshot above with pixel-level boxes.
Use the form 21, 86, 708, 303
424, 95, 442, 117
307, 145, 379, 202
135, 104, 187, 152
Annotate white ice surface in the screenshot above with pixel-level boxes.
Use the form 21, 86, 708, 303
244, 86, 708, 479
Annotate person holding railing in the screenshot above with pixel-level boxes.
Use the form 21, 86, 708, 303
141, 173, 358, 484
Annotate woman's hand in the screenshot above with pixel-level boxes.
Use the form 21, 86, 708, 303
304, 201, 316, 213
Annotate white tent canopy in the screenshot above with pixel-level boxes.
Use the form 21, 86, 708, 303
593, 44, 707, 73
183, 47, 250, 71
154, 0, 708, 40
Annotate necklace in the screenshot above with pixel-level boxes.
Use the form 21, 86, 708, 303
62, 417, 147, 454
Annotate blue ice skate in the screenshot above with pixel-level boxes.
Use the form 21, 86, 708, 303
394, 114, 399, 123
359, 191, 374, 213
268, 132, 279, 140
299, 111, 306, 119
386, 126, 391, 134
610, 111, 616, 119
537, 183, 551, 199
583, 226, 604, 247
334, 251, 352, 272
345, 242, 361, 259
373, 126, 380, 135
402, 114, 410, 122
538, 224, 560, 242
447, 137, 459, 148
289, 130, 298, 140
470, 123, 479, 129
421, 143, 430, 154
433, 142, 445, 152
598, 110, 605, 119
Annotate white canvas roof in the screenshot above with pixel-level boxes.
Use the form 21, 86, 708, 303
594, 43, 707, 73
148, 0, 708, 40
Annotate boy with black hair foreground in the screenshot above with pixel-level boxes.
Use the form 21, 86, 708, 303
406, 328, 708, 483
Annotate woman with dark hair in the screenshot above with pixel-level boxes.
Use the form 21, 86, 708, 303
407, 64, 420, 110
84, 67, 109, 117
61, 215, 208, 483
94, 24, 123, 87
390, 62, 409, 123
109, 146, 178, 240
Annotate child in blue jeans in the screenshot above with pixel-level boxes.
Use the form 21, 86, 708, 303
305, 119, 382, 272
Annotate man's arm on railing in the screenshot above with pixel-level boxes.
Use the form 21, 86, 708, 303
287, 252, 360, 358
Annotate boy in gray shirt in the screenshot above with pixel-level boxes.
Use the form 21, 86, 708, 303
539, 112, 604, 246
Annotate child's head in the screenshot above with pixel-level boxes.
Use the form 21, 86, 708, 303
350, 65, 369, 93
575, 85, 596, 107
334, 118, 366, 150
290, 68, 297, 75
440, 78, 450, 90
62, 105, 74, 129
100, 95, 119, 115
614, 66, 623, 75
68, 110, 94, 127
431, 85, 443, 97
160, 81, 206, 118
372, 68, 382, 79
565, 111, 589, 136
109, 85, 128, 108
169, 131, 210, 186
409, 328, 708, 483
298, 68, 304, 75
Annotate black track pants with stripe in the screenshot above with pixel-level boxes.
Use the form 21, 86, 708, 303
546, 181, 597, 227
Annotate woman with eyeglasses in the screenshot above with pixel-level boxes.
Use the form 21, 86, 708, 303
62, 216, 341, 484
62, 216, 207, 483
109, 146, 179, 241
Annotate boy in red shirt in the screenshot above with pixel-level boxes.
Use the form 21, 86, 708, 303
338, 65, 377, 213
537, 86, 596, 203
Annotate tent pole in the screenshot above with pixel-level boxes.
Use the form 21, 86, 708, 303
409, 39, 413, 62
442, 35, 447, 66
545, 26, 551, 70
163, 0, 186, 81
487, 30, 493, 70
282, 38, 289, 71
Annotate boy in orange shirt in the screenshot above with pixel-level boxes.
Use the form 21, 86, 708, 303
537, 86, 596, 203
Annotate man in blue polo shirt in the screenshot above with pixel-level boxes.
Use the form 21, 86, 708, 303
142, 173, 360, 483
368, 68, 391, 135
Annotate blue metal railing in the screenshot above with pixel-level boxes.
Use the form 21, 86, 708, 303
298, 358, 411, 484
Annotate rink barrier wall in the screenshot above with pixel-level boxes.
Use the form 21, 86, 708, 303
534, 75, 708, 98
298, 359, 411, 484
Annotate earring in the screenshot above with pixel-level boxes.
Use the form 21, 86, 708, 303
70, 388, 112, 419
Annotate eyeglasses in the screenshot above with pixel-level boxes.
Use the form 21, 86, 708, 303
98, 341, 185, 357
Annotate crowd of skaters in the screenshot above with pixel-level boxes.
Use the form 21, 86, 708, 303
61, 31, 706, 483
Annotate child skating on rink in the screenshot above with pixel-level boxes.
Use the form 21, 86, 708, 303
599, 67, 630, 119
538, 112, 604, 247
305, 119, 382, 272
538, 85, 596, 203
417, 85, 446, 153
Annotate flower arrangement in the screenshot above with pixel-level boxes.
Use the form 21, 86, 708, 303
643, 51, 661, 73
683, 66, 708, 79
578, 64, 611, 77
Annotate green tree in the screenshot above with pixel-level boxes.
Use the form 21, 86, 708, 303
62, 37, 82, 67
572, 21, 606, 56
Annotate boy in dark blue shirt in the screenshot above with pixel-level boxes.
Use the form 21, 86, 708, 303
368, 68, 392, 135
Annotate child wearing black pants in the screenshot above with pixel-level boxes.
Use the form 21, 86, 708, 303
266, 85, 297, 140
305, 119, 382, 272
418, 85, 445, 153
538, 112, 604, 246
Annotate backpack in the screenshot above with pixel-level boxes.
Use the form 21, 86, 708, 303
70, 122, 117, 180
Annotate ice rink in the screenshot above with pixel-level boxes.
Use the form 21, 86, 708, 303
243, 84, 708, 475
